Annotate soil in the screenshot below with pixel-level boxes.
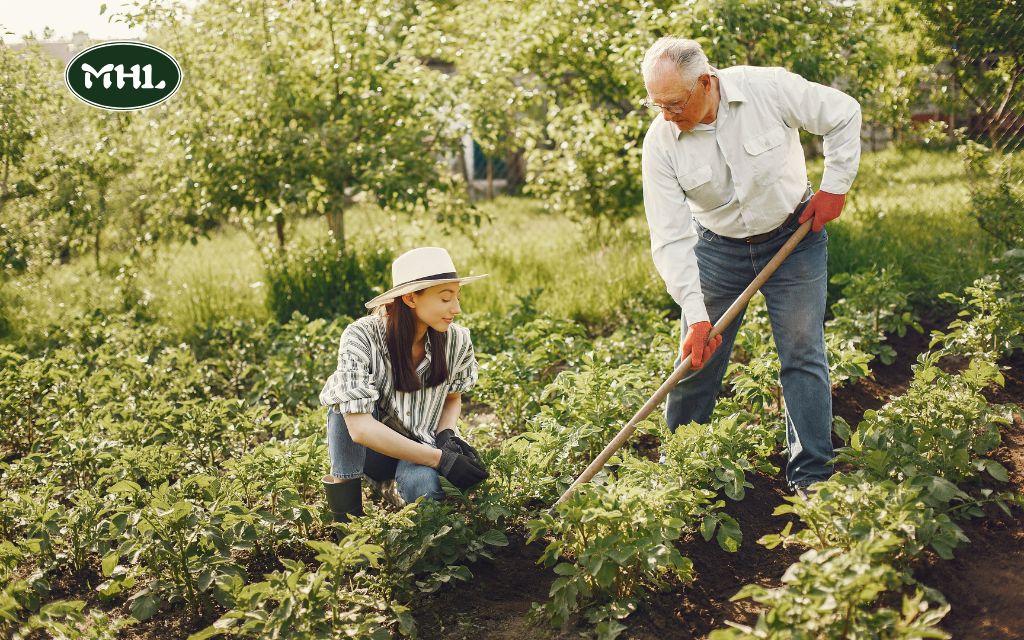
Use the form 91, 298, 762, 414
413, 320, 1024, 640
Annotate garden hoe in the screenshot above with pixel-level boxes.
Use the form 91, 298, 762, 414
551, 218, 816, 512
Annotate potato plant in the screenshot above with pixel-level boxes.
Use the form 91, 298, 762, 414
828, 267, 924, 365
527, 477, 707, 638
835, 355, 1014, 497
472, 316, 591, 434
711, 538, 952, 640
760, 475, 968, 561
97, 476, 254, 621
930, 275, 1024, 359
718, 271, 1024, 638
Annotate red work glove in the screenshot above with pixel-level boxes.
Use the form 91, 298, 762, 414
798, 190, 846, 233
681, 321, 722, 369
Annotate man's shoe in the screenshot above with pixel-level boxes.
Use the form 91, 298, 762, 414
322, 475, 364, 529
790, 480, 821, 499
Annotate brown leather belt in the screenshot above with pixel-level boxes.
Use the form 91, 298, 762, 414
722, 186, 814, 244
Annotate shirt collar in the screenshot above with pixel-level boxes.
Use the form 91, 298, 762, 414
675, 67, 746, 138
715, 67, 746, 105
418, 332, 433, 373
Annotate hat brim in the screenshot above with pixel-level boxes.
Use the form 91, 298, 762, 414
364, 274, 489, 309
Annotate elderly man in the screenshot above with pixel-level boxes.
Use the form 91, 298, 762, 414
640, 37, 861, 494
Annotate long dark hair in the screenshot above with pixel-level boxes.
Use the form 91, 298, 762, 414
381, 296, 448, 392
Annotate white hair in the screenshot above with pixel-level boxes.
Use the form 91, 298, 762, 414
641, 37, 711, 87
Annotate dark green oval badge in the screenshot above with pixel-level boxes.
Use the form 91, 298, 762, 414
65, 41, 182, 111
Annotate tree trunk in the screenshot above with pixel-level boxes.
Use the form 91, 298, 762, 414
486, 157, 494, 200
0, 156, 9, 216
455, 150, 473, 202
274, 211, 286, 248
505, 149, 526, 194
94, 189, 107, 271
326, 207, 345, 253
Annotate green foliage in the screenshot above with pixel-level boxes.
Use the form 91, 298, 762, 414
98, 475, 255, 620
958, 142, 1024, 248
528, 479, 704, 637
262, 239, 391, 324
711, 539, 951, 640
189, 536, 394, 640
10, 600, 135, 640
907, 0, 1024, 152
526, 105, 647, 230
122, 0, 468, 251
719, 273, 1024, 637
930, 273, 1024, 359
531, 357, 661, 472
662, 413, 779, 502
828, 267, 924, 365
473, 315, 590, 433
835, 355, 1012, 498
191, 312, 349, 413
762, 475, 967, 562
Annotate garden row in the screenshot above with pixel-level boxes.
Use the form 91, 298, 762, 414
0, 258, 1002, 639
511, 269, 925, 638
712, 249, 1024, 639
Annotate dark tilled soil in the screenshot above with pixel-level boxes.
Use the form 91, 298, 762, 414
414, 324, 1024, 640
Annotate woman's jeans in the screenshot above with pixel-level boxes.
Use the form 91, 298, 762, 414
326, 406, 445, 503
664, 209, 835, 489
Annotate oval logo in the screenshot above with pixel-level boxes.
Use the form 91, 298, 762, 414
64, 41, 182, 111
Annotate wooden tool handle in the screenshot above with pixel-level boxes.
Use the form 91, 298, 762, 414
551, 219, 814, 510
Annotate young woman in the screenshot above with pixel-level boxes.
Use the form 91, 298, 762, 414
319, 246, 489, 523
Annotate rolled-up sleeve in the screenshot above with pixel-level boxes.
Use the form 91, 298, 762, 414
447, 327, 479, 394
642, 129, 708, 325
774, 67, 862, 195
319, 323, 379, 414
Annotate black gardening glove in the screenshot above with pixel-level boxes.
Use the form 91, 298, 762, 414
434, 428, 482, 466
434, 439, 488, 490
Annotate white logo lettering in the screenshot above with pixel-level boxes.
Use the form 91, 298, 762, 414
81, 63, 114, 88
81, 63, 167, 90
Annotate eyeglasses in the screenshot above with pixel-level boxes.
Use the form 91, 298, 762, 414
642, 74, 701, 115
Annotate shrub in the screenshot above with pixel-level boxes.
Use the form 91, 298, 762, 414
263, 240, 392, 323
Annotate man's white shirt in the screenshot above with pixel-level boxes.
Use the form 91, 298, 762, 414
641, 65, 862, 325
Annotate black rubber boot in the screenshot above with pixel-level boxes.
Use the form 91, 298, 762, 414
322, 475, 364, 529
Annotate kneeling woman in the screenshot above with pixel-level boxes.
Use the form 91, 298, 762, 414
319, 247, 489, 523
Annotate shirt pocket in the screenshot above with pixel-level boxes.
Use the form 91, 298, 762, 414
677, 163, 713, 193
743, 125, 788, 187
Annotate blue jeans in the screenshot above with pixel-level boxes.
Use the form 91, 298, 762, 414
326, 406, 445, 502
664, 207, 835, 489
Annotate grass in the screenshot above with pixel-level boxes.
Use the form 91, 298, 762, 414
298, 198, 667, 326
817, 146, 1000, 307
2, 146, 1002, 348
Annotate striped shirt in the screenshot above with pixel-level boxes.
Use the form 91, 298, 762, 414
318, 313, 479, 445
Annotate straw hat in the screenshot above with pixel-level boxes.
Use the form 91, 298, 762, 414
364, 247, 488, 309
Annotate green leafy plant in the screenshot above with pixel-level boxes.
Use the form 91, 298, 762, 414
711, 537, 951, 640
828, 267, 923, 365
97, 476, 253, 621
189, 535, 394, 640
527, 478, 705, 638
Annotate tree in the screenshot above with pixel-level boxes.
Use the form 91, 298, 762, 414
461, 0, 899, 235
0, 40, 58, 216
118, 0, 467, 252
906, 0, 1024, 151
